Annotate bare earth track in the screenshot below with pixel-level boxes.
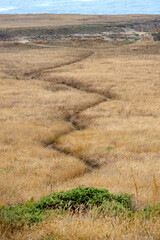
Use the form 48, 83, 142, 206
27, 44, 108, 170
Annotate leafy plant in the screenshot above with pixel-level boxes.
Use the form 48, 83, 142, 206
0, 187, 159, 230
0, 187, 133, 228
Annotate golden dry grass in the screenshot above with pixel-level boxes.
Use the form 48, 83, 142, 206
0, 37, 160, 239
47, 41, 160, 207
1, 211, 160, 240
0, 43, 102, 206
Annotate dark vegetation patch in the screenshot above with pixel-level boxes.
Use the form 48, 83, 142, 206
0, 187, 132, 228
0, 24, 124, 41
0, 19, 159, 41
0, 187, 159, 232
152, 33, 160, 41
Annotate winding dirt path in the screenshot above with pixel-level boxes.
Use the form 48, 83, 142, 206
26, 43, 94, 78
27, 43, 110, 171
51, 96, 108, 171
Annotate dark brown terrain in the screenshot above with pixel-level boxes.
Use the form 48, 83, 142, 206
0, 14, 160, 42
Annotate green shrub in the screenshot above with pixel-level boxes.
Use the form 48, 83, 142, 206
0, 187, 159, 229
37, 187, 133, 211
0, 187, 133, 227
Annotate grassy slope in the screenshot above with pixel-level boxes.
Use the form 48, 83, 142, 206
0, 15, 160, 239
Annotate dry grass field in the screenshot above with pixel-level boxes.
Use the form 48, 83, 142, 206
0, 18, 160, 239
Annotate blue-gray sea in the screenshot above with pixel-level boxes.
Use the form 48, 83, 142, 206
0, 0, 160, 15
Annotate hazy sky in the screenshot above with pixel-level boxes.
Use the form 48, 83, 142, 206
0, 0, 160, 14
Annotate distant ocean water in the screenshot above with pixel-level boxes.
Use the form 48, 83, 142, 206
0, 0, 160, 15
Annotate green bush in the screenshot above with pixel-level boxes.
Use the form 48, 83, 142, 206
0, 187, 159, 229
0, 187, 133, 227
37, 187, 133, 211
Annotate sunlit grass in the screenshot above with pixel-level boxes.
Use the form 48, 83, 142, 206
0, 39, 160, 239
